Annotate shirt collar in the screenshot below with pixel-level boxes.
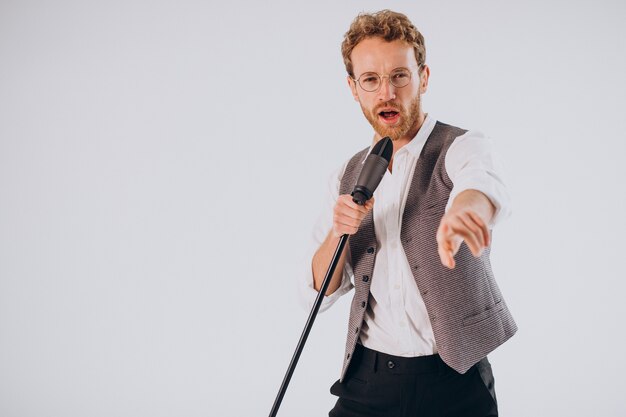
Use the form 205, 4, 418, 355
401, 113, 436, 157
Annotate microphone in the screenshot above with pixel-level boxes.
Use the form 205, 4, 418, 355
352, 137, 393, 205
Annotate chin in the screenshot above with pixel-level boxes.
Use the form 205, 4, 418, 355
374, 125, 402, 141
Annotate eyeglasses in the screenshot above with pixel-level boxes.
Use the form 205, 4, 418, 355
352, 66, 421, 92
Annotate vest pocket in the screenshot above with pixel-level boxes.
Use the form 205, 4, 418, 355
462, 301, 504, 326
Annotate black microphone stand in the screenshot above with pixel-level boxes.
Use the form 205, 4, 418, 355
268, 233, 348, 417
268, 136, 392, 417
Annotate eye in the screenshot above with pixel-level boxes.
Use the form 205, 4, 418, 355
360, 73, 379, 83
392, 71, 410, 80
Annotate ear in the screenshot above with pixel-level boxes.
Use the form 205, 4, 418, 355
419, 65, 430, 94
347, 76, 359, 102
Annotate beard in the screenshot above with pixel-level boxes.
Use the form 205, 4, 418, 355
361, 93, 421, 141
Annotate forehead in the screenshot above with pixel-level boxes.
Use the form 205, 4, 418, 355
351, 37, 416, 76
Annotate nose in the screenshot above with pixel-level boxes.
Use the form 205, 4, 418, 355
377, 76, 396, 101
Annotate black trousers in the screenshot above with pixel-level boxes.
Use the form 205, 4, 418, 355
329, 344, 498, 417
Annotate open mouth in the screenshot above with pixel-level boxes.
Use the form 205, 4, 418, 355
378, 110, 400, 123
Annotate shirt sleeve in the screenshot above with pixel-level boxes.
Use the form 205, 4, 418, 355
297, 161, 354, 313
444, 130, 512, 227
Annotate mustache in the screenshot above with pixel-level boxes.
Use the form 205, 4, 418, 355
373, 101, 404, 113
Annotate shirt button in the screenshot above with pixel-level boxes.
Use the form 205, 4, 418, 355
394, 284, 400, 290
367, 247, 375, 254
399, 321, 406, 327
391, 242, 397, 249
387, 360, 395, 369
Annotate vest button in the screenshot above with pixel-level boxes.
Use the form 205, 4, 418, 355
347, 353, 351, 359
355, 327, 359, 334
367, 247, 375, 254
361, 301, 366, 308
421, 290, 428, 296
362, 275, 369, 282
387, 360, 395, 369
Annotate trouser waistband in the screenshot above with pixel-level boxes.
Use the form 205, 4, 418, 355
352, 343, 450, 375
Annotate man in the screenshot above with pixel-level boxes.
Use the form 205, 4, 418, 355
299, 10, 517, 417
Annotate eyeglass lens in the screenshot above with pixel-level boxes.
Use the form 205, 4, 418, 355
358, 68, 412, 92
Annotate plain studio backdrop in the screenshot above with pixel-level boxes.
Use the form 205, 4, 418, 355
1, 0, 625, 416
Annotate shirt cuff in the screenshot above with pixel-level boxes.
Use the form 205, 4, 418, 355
446, 170, 512, 228
298, 261, 354, 313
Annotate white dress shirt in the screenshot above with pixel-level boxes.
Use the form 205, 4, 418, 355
298, 114, 511, 357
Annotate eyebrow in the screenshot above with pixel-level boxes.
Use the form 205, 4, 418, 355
356, 67, 411, 77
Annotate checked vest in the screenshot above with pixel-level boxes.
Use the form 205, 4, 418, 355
338, 121, 517, 382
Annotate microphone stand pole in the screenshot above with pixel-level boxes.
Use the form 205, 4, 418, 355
268, 233, 348, 417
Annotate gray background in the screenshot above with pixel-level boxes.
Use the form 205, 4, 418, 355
1, 0, 625, 416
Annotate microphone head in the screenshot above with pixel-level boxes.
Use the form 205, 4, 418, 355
371, 136, 393, 163
351, 137, 394, 205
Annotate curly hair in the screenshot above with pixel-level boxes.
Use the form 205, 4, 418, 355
341, 10, 426, 77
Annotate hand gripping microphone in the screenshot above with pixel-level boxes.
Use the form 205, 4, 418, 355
351, 136, 394, 205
